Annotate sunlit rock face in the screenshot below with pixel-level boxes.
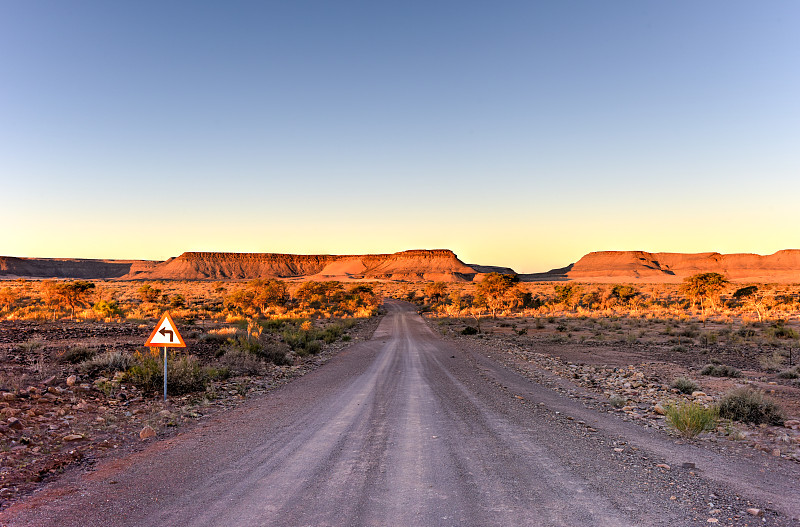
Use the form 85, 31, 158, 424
0, 250, 501, 282
547, 250, 800, 283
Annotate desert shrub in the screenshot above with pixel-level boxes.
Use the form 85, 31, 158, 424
221, 334, 291, 366
777, 366, 800, 379
461, 326, 479, 335
665, 402, 718, 437
59, 346, 96, 364
608, 394, 626, 408
767, 324, 798, 340
259, 343, 292, 365
305, 340, 322, 355
671, 377, 699, 395
200, 332, 233, 346
17, 340, 43, 353
700, 364, 742, 378
79, 351, 130, 375
229, 335, 263, 355
92, 299, 124, 318
718, 387, 785, 425
664, 402, 718, 438
127, 351, 217, 396
738, 327, 757, 338
217, 347, 264, 375
759, 351, 785, 372
282, 327, 325, 355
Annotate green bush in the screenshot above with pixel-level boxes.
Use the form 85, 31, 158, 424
461, 326, 479, 335
664, 402, 718, 438
767, 325, 798, 340
718, 387, 785, 425
126, 352, 215, 396
671, 377, 699, 395
282, 328, 324, 356
700, 364, 742, 378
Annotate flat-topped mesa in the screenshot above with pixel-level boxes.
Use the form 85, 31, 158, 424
563, 250, 800, 283
136, 249, 480, 281
0, 256, 157, 279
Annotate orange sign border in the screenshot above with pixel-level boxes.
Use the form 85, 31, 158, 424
145, 312, 186, 348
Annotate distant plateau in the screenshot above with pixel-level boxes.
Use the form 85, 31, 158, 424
1, 249, 799, 283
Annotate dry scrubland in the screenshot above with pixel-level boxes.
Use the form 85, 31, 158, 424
0, 278, 380, 507
1, 276, 799, 509
402, 278, 800, 464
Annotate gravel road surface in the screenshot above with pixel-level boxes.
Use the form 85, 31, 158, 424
3, 301, 798, 526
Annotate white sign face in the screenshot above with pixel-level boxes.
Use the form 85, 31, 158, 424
145, 312, 186, 348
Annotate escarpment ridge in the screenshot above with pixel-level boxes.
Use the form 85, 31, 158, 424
0, 250, 488, 282
2, 249, 799, 282
149, 250, 479, 281
521, 250, 800, 283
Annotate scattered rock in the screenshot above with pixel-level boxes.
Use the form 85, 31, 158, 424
656, 463, 670, 470
62, 434, 84, 442
66, 375, 77, 387
8, 417, 23, 430
139, 426, 156, 440
746, 508, 763, 516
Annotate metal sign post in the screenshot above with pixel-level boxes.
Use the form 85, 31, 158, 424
163, 346, 168, 402
144, 312, 186, 403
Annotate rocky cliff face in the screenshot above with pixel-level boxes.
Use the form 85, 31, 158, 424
135, 249, 480, 281
5, 249, 798, 283
0, 250, 488, 281
523, 250, 800, 283
0, 257, 157, 279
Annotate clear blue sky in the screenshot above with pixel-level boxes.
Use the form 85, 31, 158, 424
2, 1, 798, 273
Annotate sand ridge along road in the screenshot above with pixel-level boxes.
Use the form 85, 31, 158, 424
3, 301, 799, 526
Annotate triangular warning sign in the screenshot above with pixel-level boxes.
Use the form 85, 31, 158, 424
145, 312, 186, 348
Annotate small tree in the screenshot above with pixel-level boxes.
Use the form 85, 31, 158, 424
93, 299, 124, 319
425, 282, 447, 305
41, 280, 63, 320
680, 273, 728, 317
475, 273, 519, 318
0, 287, 19, 314
138, 283, 162, 303
553, 284, 581, 311
733, 285, 765, 322
250, 279, 289, 314
224, 288, 257, 316
57, 280, 96, 319
611, 285, 639, 304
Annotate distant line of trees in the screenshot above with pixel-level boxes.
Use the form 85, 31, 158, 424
412, 272, 798, 321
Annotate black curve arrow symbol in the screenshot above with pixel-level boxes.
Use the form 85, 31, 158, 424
159, 328, 174, 342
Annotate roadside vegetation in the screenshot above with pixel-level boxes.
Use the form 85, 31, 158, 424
406, 273, 799, 453
402, 274, 800, 360
0, 279, 381, 399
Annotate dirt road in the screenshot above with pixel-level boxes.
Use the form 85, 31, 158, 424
3, 301, 799, 526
